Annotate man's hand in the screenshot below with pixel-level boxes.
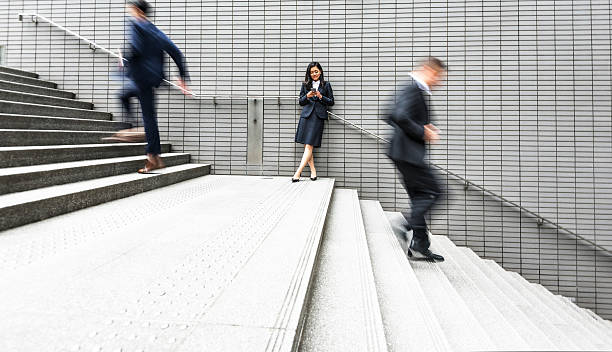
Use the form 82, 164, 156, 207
424, 123, 440, 143
177, 79, 191, 96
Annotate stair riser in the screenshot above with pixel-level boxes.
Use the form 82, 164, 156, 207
0, 101, 111, 120
0, 90, 92, 110
0, 164, 210, 232
0, 130, 120, 146
0, 72, 56, 88
0, 66, 38, 78
0, 81, 73, 99
0, 144, 171, 168
0, 154, 191, 195
0, 114, 131, 131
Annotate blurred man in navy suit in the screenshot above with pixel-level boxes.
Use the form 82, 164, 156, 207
121, 0, 190, 173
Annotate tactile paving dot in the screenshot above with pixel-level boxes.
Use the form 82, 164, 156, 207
65, 178, 308, 350
0, 177, 229, 271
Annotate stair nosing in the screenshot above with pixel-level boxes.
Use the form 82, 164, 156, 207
0, 88, 91, 108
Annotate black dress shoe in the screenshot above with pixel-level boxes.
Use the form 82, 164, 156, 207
310, 176, 317, 181
292, 178, 300, 183
407, 246, 445, 262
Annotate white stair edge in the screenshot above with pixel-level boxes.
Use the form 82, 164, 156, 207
0, 88, 89, 106
495, 267, 606, 350
432, 236, 558, 350
459, 248, 580, 350
429, 234, 531, 350
522, 279, 612, 347
554, 293, 612, 341
0, 163, 209, 208
0, 152, 190, 177
299, 189, 387, 351
384, 213, 495, 351
360, 200, 452, 352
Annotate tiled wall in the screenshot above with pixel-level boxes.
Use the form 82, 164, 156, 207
1, 0, 611, 318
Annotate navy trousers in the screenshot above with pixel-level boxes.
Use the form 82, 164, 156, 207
393, 160, 441, 249
119, 81, 161, 155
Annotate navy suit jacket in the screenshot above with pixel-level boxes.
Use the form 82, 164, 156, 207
298, 82, 334, 119
386, 79, 430, 166
125, 19, 189, 87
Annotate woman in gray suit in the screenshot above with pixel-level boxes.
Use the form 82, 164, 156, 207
292, 62, 334, 182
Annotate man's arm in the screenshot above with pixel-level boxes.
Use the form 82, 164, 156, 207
160, 31, 189, 81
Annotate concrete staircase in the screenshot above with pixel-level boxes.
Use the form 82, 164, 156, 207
0, 66, 210, 231
0, 65, 610, 351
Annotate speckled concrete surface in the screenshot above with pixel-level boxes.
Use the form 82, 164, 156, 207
0, 175, 333, 351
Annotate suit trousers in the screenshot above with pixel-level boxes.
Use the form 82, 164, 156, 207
119, 82, 161, 155
394, 160, 441, 249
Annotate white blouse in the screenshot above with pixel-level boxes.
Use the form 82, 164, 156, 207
312, 80, 320, 91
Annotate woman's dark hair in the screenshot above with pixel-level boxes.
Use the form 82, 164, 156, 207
304, 62, 326, 89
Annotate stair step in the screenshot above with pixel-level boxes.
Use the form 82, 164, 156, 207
383, 213, 495, 351
0, 143, 171, 168
0, 100, 111, 120
0, 176, 335, 350
0, 163, 210, 231
300, 189, 386, 352
0, 66, 38, 79
360, 200, 451, 352
459, 248, 582, 350
0, 152, 191, 195
0, 89, 92, 109
0, 72, 56, 88
417, 233, 530, 350
0, 113, 130, 131
431, 236, 557, 350
554, 294, 612, 342
507, 271, 612, 349
0, 80, 74, 99
0, 129, 124, 146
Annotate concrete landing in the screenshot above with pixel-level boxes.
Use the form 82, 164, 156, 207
0, 175, 334, 351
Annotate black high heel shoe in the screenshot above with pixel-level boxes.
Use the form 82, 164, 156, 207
310, 176, 317, 181
292, 178, 300, 183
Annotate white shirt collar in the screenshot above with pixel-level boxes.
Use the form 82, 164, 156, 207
409, 73, 431, 95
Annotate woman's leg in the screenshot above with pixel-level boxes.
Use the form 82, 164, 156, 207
293, 144, 313, 179
307, 152, 316, 178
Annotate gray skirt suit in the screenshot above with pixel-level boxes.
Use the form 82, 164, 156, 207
295, 81, 335, 147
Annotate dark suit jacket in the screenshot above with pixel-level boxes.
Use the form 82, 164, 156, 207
386, 79, 430, 166
298, 82, 335, 119
125, 19, 189, 87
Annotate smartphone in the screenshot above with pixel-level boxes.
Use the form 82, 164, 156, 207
311, 87, 317, 93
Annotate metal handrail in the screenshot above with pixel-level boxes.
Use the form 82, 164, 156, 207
18, 12, 611, 256
17, 13, 299, 100
328, 114, 612, 257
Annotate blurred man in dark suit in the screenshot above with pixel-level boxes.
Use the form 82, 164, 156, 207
386, 57, 447, 262
121, 0, 190, 173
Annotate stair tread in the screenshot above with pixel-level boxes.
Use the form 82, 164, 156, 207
0, 176, 333, 350
360, 200, 451, 352
0, 72, 56, 88
0, 79, 73, 98
0, 142, 151, 152
0, 152, 190, 176
430, 235, 558, 350
0, 66, 39, 78
0, 88, 91, 109
384, 212, 496, 351
0, 163, 207, 209
0, 113, 127, 125
460, 248, 584, 350
414, 232, 531, 350
300, 189, 386, 352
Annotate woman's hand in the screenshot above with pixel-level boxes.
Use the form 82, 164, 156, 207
307, 91, 316, 98
315, 91, 323, 99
